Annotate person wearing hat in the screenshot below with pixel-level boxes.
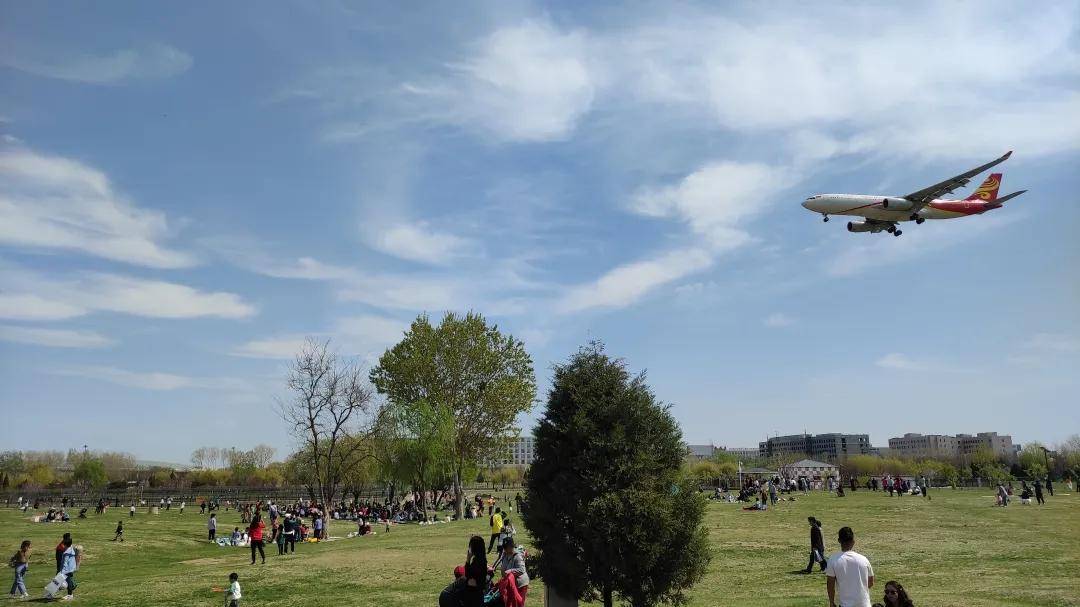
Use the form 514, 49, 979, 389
805, 517, 826, 573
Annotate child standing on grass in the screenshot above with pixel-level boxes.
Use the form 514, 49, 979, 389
209, 513, 218, 542
225, 572, 241, 607
8, 540, 31, 599
114, 520, 124, 542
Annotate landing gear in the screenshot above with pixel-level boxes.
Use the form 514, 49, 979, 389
894, 229, 903, 237
915, 217, 925, 224
822, 214, 829, 222
887, 225, 896, 233
909, 213, 919, 221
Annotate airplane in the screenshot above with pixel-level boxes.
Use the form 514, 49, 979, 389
801, 151, 1026, 237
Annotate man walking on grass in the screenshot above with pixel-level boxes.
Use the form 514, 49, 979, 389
826, 526, 874, 607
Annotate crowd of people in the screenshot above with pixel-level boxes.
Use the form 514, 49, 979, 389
6, 475, 1065, 605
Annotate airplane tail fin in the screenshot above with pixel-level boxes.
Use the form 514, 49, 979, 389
985, 190, 1026, 208
965, 173, 1001, 201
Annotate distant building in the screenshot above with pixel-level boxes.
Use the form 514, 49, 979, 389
759, 433, 871, 460
686, 444, 718, 461
722, 447, 761, 460
888, 433, 959, 459
887, 432, 1015, 460
957, 432, 1015, 459
780, 459, 839, 480
492, 436, 536, 467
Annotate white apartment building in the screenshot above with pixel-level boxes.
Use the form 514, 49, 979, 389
492, 436, 536, 467
888, 433, 960, 459
888, 431, 1015, 460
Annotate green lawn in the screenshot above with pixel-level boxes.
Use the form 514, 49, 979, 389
2, 489, 1076, 606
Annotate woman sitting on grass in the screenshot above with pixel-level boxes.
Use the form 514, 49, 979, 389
873, 580, 915, 607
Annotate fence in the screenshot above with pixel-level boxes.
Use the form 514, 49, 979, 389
1, 483, 525, 509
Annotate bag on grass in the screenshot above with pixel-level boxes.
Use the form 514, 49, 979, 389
44, 572, 67, 599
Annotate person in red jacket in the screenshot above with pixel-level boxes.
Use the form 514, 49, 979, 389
248, 514, 266, 564
54, 533, 70, 574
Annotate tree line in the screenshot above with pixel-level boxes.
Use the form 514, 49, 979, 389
684, 439, 1080, 487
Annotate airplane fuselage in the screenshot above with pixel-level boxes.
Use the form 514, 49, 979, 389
802, 194, 994, 222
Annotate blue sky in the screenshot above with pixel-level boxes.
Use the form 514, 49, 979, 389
1, 1, 1078, 463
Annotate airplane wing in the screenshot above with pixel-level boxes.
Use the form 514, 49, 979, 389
903, 151, 1013, 209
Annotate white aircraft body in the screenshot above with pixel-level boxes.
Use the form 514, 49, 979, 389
802, 151, 1026, 236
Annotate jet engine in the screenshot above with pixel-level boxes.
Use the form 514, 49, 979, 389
847, 220, 877, 233
879, 197, 913, 211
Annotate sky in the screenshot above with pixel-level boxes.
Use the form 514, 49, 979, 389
1, 1, 1078, 464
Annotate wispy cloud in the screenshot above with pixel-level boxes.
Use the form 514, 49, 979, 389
1025, 332, 1080, 353
875, 352, 975, 374
763, 313, 795, 328
409, 19, 596, 142
0, 265, 256, 321
0, 325, 113, 348
55, 366, 247, 391
0, 145, 196, 268
557, 247, 713, 313
876, 353, 928, 371
0, 294, 85, 321
370, 223, 475, 265
232, 314, 408, 361
2, 42, 192, 84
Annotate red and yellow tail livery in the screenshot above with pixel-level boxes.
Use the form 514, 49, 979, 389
964, 173, 1001, 201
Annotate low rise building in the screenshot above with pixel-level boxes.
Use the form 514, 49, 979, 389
780, 459, 839, 481
887, 431, 1015, 460
722, 447, 761, 460
888, 433, 959, 459
759, 433, 871, 460
686, 444, 718, 461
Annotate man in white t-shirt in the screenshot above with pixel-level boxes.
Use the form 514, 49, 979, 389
826, 526, 874, 607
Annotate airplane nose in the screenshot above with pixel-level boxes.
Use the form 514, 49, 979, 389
802, 199, 812, 209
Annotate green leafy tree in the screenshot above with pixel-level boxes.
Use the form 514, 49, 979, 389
524, 343, 710, 607
370, 312, 536, 518
382, 400, 455, 519
71, 459, 108, 490
0, 451, 26, 478
1018, 443, 1049, 479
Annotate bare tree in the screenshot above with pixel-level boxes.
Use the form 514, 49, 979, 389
280, 339, 380, 533
251, 444, 277, 468
191, 447, 208, 469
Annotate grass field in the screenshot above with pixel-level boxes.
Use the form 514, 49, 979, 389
1, 489, 1077, 606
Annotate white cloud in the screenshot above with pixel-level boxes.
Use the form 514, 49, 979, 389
611, 5, 1080, 160
875, 353, 927, 371
763, 313, 795, 328
0, 294, 85, 321
230, 335, 311, 360
232, 314, 407, 360
431, 20, 596, 142
557, 247, 713, 313
78, 274, 255, 319
557, 160, 794, 314
0, 146, 196, 268
1024, 333, 1079, 353
3, 42, 192, 84
55, 366, 247, 391
371, 223, 474, 265
0, 266, 256, 321
632, 161, 794, 248
333, 314, 407, 351
0, 325, 113, 348
875, 352, 974, 374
